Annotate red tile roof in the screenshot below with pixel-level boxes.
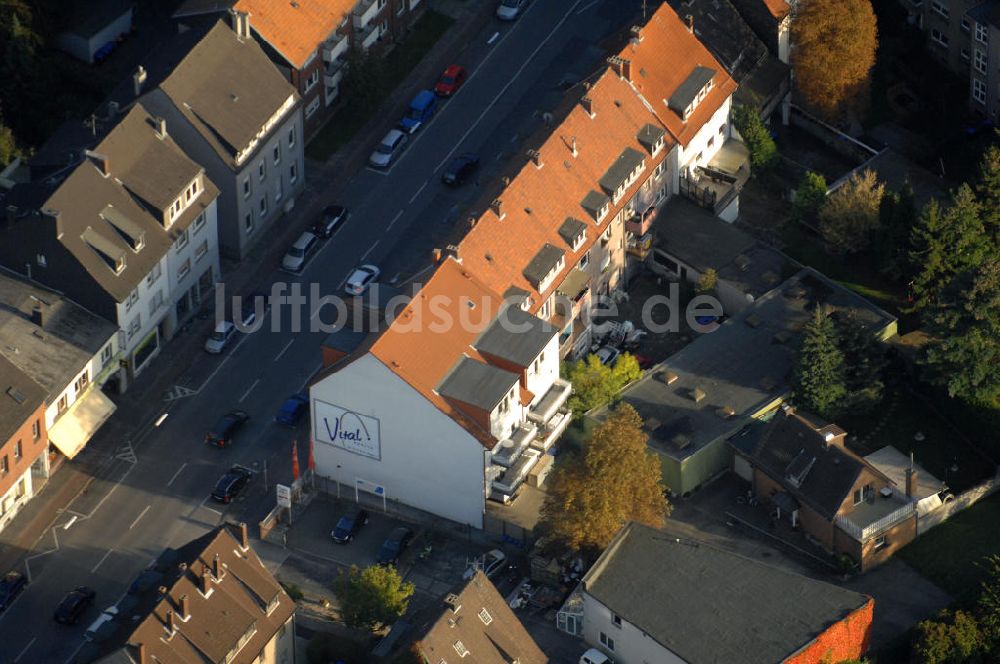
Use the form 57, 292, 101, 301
233, 0, 354, 69
763, 0, 791, 20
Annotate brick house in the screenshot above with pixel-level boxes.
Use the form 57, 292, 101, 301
0, 356, 49, 534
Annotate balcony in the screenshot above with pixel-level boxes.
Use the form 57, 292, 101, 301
322, 32, 348, 63
625, 204, 658, 236
357, 20, 381, 50
680, 139, 750, 217
835, 498, 915, 542
556, 268, 591, 320
626, 232, 652, 259
532, 410, 572, 453
492, 422, 539, 468
354, 0, 381, 32
493, 448, 540, 497
527, 379, 571, 425
325, 57, 346, 89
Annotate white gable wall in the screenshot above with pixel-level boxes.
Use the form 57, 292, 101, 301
582, 592, 684, 664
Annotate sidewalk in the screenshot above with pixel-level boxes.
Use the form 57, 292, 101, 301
0, 0, 496, 577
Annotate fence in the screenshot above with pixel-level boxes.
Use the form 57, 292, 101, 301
836, 501, 916, 542
788, 104, 878, 164
918, 469, 1000, 535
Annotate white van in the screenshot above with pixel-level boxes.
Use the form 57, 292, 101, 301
580, 649, 613, 664
204, 321, 236, 354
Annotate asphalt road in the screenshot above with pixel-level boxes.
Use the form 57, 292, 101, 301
0, 1, 642, 661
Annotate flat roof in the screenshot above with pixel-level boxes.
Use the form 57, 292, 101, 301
438, 357, 518, 412
474, 306, 554, 368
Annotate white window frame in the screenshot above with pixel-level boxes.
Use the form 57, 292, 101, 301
975, 48, 988, 74
175, 228, 190, 253
930, 28, 949, 47
599, 631, 616, 652
243, 176, 251, 199
177, 258, 191, 282
931, 0, 948, 19
304, 68, 320, 93
195, 240, 209, 262
976, 22, 988, 43
290, 162, 298, 184
974, 77, 987, 104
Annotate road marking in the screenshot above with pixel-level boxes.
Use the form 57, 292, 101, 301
487, 31, 500, 45
495, 151, 504, 161
387, 209, 405, 232
274, 339, 295, 362
435, 0, 583, 173
163, 384, 197, 402
167, 462, 187, 487
129, 505, 151, 530
366, 166, 391, 176
63, 515, 77, 530
154, 412, 169, 427
200, 496, 223, 515
238, 378, 261, 403
115, 440, 137, 464
360, 239, 380, 262
576, 0, 599, 13
91, 549, 114, 573
13, 637, 36, 663
408, 181, 427, 205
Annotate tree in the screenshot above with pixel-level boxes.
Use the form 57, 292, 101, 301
333, 564, 415, 631
342, 44, 385, 113
975, 144, 1000, 237
818, 169, 884, 254
732, 104, 778, 170
791, 0, 878, 119
835, 314, 886, 413
913, 610, 986, 664
791, 306, 846, 418
566, 352, 643, 414
874, 182, 917, 280
0, 117, 17, 166
977, 556, 1000, 655
540, 403, 668, 552
695, 268, 718, 295
793, 170, 828, 223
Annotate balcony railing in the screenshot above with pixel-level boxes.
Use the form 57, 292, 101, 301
492, 422, 538, 468
354, 0, 381, 31
358, 21, 380, 50
532, 410, 572, 452
322, 32, 348, 63
527, 379, 571, 425
493, 449, 540, 495
325, 57, 346, 89
835, 501, 915, 542
625, 205, 657, 236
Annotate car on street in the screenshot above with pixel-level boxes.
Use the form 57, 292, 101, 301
399, 90, 438, 133
463, 548, 507, 580
369, 129, 408, 168
205, 410, 250, 447
331, 508, 370, 543
496, 0, 528, 20
84, 605, 119, 642
434, 64, 467, 97
0, 570, 26, 613
377, 527, 414, 566
595, 346, 620, 366
53, 586, 97, 624
204, 320, 236, 354
313, 205, 349, 238
282, 231, 319, 273
580, 649, 613, 664
275, 392, 310, 425
442, 152, 480, 186
211, 465, 253, 504
344, 264, 381, 296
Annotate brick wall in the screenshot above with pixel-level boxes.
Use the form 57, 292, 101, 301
785, 597, 873, 664
0, 402, 46, 499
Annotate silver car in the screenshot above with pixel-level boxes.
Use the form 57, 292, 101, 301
344, 264, 381, 296
281, 231, 318, 273
369, 129, 408, 168
497, 0, 528, 20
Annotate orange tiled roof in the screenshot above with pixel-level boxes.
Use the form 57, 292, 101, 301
763, 0, 791, 20
233, 0, 354, 69
618, 2, 737, 147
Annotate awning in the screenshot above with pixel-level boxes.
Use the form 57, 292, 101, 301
48, 389, 117, 459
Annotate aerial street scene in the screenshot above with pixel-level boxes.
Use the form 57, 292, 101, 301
1, 0, 1000, 662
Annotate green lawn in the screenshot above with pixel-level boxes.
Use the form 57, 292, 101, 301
306, 10, 455, 161
898, 491, 1000, 605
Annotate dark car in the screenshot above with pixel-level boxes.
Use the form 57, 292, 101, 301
434, 64, 467, 97
313, 205, 349, 238
442, 153, 479, 186
53, 586, 96, 624
275, 392, 309, 426
211, 465, 253, 504
377, 527, 414, 566
205, 410, 250, 447
331, 509, 369, 544
0, 570, 26, 613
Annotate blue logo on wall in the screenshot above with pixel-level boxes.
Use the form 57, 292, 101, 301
316, 400, 381, 460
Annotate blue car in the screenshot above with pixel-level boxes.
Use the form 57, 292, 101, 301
275, 392, 309, 425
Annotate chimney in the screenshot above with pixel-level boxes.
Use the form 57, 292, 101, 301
905, 452, 917, 498
580, 95, 595, 117
468, 216, 477, 229
200, 566, 212, 593
179, 594, 191, 620
527, 149, 542, 168
166, 609, 177, 635
432, 248, 442, 263
607, 55, 624, 78
213, 553, 223, 579
239, 522, 248, 549
630, 25, 642, 42
444, 244, 460, 261
84, 150, 110, 177
155, 117, 167, 139
685, 14, 694, 33
444, 593, 462, 613
490, 198, 504, 220
133, 65, 147, 98
30, 303, 43, 328
621, 58, 632, 82
42, 208, 63, 239
571, 136, 578, 157
137, 643, 148, 664
230, 9, 251, 39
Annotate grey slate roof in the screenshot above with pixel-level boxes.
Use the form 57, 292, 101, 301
523, 244, 565, 288
599, 147, 646, 195
438, 357, 518, 412
0, 271, 117, 401
636, 123, 666, 154
475, 306, 554, 367
583, 522, 871, 664
0, 354, 46, 445
154, 21, 298, 168
580, 190, 610, 220
557, 217, 587, 248
667, 65, 716, 116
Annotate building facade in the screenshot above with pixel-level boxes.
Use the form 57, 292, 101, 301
967, 3, 1000, 119
0, 356, 49, 534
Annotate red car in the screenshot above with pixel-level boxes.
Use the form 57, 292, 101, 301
434, 65, 467, 97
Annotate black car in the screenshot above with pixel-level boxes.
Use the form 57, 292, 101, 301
53, 586, 96, 624
211, 465, 253, 504
205, 410, 250, 447
442, 152, 479, 186
331, 509, 369, 544
377, 527, 414, 566
313, 205, 349, 238
0, 570, 26, 613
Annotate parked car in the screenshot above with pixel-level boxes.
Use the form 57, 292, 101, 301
275, 392, 309, 426
53, 586, 96, 625
369, 129, 408, 168
377, 527, 414, 566
313, 205, 349, 239
344, 264, 381, 296
399, 90, 438, 133
595, 346, 620, 366
211, 465, 253, 504
0, 570, 26, 613
84, 605, 119, 642
282, 231, 319, 273
205, 410, 250, 447
442, 152, 480, 186
496, 0, 528, 20
204, 321, 236, 354
434, 64, 468, 97
331, 508, 370, 544
580, 649, 613, 664
463, 548, 506, 580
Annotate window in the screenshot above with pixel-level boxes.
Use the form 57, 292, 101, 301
304, 68, 320, 93
149, 290, 164, 316
0, 456, 7, 476
611, 613, 622, 627
539, 298, 551, 319
175, 228, 190, 252
101, 343, 113, 367
57, 394, 68, 413
195, 241, 209, 262
874, 535, 887, 550
177, 259, 191, 282
478, 608, 492, 625
599, 632, 615, 652
931, 0, 948, 19
453, 641, 469, 657
245, 212, 254, 235
962, 48, 971, 61
243, 177, 251, 199
380, 19, 388, 35
378, 0, 387, 8
146, 263, 161, 287
36, 254, 46, 267
601, 226, 611, 247
707, 135, 715, 149
290, 162, 298, 184
976, 22, 988, 43
125, 288, 139, 313
13, 440, 21, 461
930, 28, 949, 47
127, 315, 142, 341
258, 160, 266, 181
962, 18, 971, 32
273, 145, 281, 165
32, 419, 40, 441
976, 48, 988, 74
275, 181, 283, 203
15, 478, 25, 498
305, 97, 321, 118
74, 370, 89, 394
579, 250, 590, 270
974, 78, 987, 104
193, 212, 206, 234
260, 197, 268, 217
397, 0, 406, 15
288, 126, 296, 148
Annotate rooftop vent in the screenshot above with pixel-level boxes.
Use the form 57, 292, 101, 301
717, 406, 735, 419
691, 386, 706, 403
772, 330, 792, 344
444, 593, 462, 613
744, 314, 761, 328
658, 370, 679, 385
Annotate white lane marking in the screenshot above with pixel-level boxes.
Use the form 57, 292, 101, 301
274, 339, 295, 362
408, 181, 427, 205
63, 515, 78, 530
434, 0, 582, 173
167, 462, 188, 487
129, 505, 151, 530
194, 330, 250, 393
14, 637, 36, 663
24, 524, 60, 584
576, 0, 599, 13
239, 378, 261, 403
387, 209, 405, 231
487, 31, 500, 45
366, 166, 391, 176
360, 240, 380, 262
91, 549, 114, 573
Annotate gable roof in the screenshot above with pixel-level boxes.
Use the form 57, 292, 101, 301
438, 357, 519, 412
232, 0, 355, 69
583, 522, 872, 664
475, 305, 555, 367
414, 571, 548, 664
763, 0, 791, 20
0, 354, 46, 444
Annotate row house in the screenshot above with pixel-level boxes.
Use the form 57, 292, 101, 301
0, 357, 49, 534
729, 0, 793, 63
0, 104, 222, 389
141, 20, 304, 261
901, 0, 983, 76
0, 272, 119, 468
309, 258, 572, 524
967, 2, 1000, 119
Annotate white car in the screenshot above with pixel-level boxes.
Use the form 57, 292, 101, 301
580, 649, 613, 664
463, 548, 507, 581
281, 231, 319, 273
204, 321, 236, 354
497, 0, 528, 20
84, 605, 119, 641
344, 264, 381, 296
368, 129, 408, 168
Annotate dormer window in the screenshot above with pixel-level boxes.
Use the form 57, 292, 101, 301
601, 148, 646, 204
666, 66, 716, 123
82, 227, 127, 275
102, 206, 146, 252
525, 244, 566, 293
